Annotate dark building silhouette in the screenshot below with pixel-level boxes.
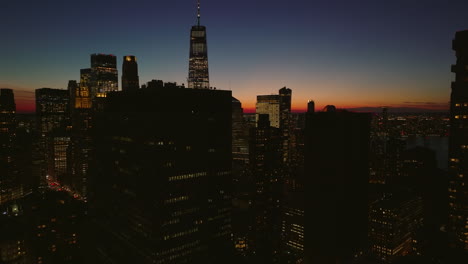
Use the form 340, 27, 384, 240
0, 88, 22, 205
304, 107, 371, 263
279, 87, 292, 163
90, 86, 234, 263
188, 1, 209, 89
247, 114, 283, 263
35, 88, 69, 185
24, 191, 85, 264
122, 55, 139, 91
307, 100, 315, 114
448, 30, 468, 251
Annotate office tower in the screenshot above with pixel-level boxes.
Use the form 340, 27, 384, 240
68, 69, 93, 199
448, 30, 468, 251
232, 97, 249, 164
35, 88, 69, 185
91, 85, 234, 263
256, 87, 292, 163
248, 114, 283, 262
279, 87, 292, 163
307, 100, 315, 113
188, 0, 210, 89
369, 193, 423, 263
122, 55, 139, 91
304, 107, 371, 263
67, 80, 78, 112
90, 54, 118, 96
0, 89, 22, 205
280, 114, 305, 263
256, 95, 280, 128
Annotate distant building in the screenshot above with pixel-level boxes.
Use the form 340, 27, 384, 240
188, 1, 209, 89
91, 85, 234, 263
307, 100, 315, 114
448, 29, 468, 251
90, 53, 118, 95
122, 55, 139, 91
256, 95, 280, 128
304, 107, 371, 263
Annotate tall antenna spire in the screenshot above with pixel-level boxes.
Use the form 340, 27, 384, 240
197, 0, 201, 26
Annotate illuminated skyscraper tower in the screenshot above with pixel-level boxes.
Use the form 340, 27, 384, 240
122, 55, 139, 91
188, 0, 209, 89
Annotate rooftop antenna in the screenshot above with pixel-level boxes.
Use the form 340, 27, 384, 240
197, 0, 201, 26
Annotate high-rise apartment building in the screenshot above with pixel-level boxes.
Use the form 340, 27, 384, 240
188, 1, 209, 89
122, 55, 139, 91
90, 85, 234, 263
448, 30, 468, 251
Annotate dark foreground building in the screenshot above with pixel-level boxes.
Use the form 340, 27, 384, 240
90, 85, 234, 263
304, 107, 371, 263
448, 29, 468, 251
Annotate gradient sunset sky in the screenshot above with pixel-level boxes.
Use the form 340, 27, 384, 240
2, 0, 467, 113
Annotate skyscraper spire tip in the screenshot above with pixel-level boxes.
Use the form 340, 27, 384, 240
197, 0, 201, 26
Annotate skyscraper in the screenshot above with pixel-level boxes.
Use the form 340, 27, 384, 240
304, 107, 371, 263
90, 85, 234, 263
122, 55, 139, 91
188, 0, 209, 89
256, 87, 292, 163
35, 88, 70, 184
448, 30, 468, 251
0, 89, 22, 205
279, 87, 292, 163
256, 95, 280, 128
68, 69, 93, 199
90, 54, 118, 96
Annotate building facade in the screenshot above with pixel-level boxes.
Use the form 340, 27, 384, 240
448, 30, 468, 251
91, 85, 234, 263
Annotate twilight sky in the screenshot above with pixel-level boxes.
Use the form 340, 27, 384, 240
1, 0, 467, 112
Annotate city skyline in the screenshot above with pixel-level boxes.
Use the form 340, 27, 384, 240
2, 0, 468, 113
